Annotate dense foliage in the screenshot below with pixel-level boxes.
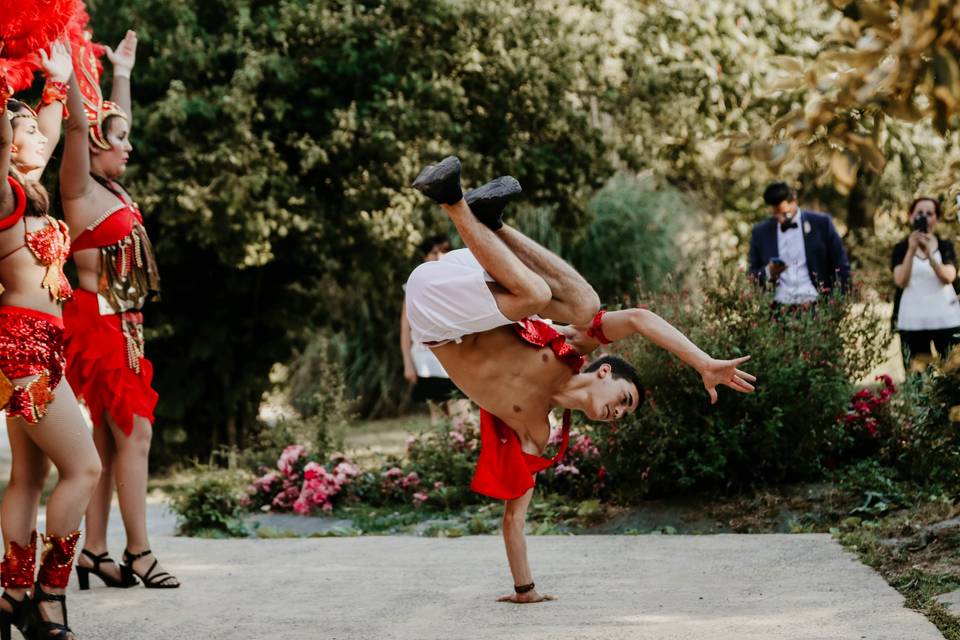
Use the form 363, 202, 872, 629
76, 0, 958, 466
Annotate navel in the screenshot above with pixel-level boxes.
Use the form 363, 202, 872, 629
541, 354, 549, 362
513, 405, 522, 413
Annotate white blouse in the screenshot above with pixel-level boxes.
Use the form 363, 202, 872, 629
898, 250, 960, 330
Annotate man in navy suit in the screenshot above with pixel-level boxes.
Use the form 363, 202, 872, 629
748, 182, 851, 305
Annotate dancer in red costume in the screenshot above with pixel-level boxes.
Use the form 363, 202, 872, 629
0, 41, 102, 640
60, 29, 178, 591
409, 157, 756, 603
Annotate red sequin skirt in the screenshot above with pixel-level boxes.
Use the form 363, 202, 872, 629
63, 290, 158, 436
0, 306, 65, 424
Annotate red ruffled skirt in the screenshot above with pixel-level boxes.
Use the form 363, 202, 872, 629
0, 306, 65, 424
63, 290, 157, 436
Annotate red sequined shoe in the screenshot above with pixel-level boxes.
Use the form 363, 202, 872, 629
0, 531, 37, 640
31, 531, 80, 639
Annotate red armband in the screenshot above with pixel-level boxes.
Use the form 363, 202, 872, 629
585, 310, 612, 345
0, 177, 26, 230
38, 81, 69, 119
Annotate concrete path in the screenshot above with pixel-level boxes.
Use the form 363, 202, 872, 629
62, 526, 942, 640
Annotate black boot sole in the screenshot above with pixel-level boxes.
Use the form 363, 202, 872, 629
464, 176, 522, 230
412, 156, 463, 205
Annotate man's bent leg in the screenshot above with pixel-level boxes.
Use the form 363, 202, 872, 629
441, 200, 552, 321
496, 225, 600, 325
497, 488, 555, 603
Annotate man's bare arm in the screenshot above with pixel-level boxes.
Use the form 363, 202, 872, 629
568, 308, 756, 404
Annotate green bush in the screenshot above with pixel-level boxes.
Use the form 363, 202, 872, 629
889, 352, 960, 494
170, 466, 252, 537
572, 174, 692, 303
600, 269, 888, 498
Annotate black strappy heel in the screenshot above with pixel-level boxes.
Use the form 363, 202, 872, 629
29, 583, 72, 640
75, 549, 137, 590
122, 549, 179, 589
0, 592, 31, 640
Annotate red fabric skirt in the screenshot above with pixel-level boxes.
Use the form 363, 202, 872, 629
63, 290, 157, 436
469, 318, 584, 500
0, 306, 65, 423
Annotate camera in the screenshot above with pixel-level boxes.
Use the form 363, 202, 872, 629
912, 215, 929, 233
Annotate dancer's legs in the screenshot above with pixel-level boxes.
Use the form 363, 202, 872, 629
18, 379, 101, 632
78, 420, 120, 579
111, 415, 178, 585
441, 200, 552, 320
0, 420, 51, 608
497, 488, 552, 603
495, 225, 600, 325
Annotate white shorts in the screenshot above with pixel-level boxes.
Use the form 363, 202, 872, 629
405, 248, 514, 344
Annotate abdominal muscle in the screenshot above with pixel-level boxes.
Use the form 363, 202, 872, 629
0, 229, 63, 316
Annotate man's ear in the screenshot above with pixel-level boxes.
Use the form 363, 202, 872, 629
596, 363, 611, 379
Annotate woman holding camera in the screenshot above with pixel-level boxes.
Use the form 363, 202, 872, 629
891, 196, 960, 370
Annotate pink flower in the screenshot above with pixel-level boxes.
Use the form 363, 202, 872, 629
449, 430, 466, 446
401, 472, 421, 489
412, 491, 429, 506
433, 481, 445, 490
384, 467, 404, 480
277, 445, 306, 478
333, 461, 361, 483
555, 463, 580, 476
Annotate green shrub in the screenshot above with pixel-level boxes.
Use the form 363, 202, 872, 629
600, 269, 888, 498
889, 352, 960, 494
572, 173, 692, 303
170, 466, 252, 537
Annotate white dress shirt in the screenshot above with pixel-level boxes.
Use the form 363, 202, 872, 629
897, 249, 960, 330
773, 211, 819, 304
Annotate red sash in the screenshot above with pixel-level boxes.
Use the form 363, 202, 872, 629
470, 319, 584, 500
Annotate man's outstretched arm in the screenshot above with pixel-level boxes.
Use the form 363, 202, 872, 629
566, 308, 756, 403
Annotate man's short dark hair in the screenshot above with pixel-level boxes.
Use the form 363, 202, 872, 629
583, 355, 644, 405
418, 234, 451, 258
763, 182, 797, 207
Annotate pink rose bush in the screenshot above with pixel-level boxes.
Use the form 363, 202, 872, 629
247, 445, 364, 515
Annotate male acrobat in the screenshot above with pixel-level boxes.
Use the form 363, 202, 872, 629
406, 156, 756, 603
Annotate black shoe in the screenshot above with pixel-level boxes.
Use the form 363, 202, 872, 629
29, 583, 71, 640
0, 592, 31, 640
412, 156, 463, 204
123, 549, 180, 589
464, 176, 522, 231
76, 549, 138, 590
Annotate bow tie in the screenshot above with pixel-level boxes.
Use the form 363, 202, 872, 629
780, 220, 799, 232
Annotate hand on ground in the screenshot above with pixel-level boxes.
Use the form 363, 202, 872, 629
497, 589, 556, 604
700, 355, 755, 404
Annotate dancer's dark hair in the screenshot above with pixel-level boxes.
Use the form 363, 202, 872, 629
583, 355, 644, 403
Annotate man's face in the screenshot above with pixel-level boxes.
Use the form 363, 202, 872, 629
767, 199, 798, 224
584, 364, 641, 422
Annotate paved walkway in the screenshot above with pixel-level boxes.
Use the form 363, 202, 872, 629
66, 527, 942, 640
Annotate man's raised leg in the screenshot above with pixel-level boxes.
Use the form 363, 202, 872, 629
413, 157, 551, 320
495, 225, 600, 325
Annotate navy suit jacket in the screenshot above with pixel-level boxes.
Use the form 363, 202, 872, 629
747, 210, 851, 293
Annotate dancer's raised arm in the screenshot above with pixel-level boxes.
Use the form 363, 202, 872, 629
60, 75, 92, 201
106, 30, 136, 127
0, 107, 14, 218
34, 40, 72, 171
565, 307, 755, 404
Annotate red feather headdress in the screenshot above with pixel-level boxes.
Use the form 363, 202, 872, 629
67, 7, 126, 150
0, 0, 81, 92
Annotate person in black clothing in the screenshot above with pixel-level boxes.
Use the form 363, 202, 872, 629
891, 196, 960, 371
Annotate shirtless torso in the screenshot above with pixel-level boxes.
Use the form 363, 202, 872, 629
432, 323, 580, 455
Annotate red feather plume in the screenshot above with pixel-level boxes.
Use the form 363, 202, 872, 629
0, 0, 82, 92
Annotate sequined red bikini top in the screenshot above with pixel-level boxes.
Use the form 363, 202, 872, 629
70, 178, 160, 313
0, 217, 74, 303
0, 178, 73, 302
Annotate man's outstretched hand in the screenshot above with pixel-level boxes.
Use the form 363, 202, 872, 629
497, 590, 556, 604
699, 355, 755, 404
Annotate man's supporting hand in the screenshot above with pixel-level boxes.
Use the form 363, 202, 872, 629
497, 590, 557, 604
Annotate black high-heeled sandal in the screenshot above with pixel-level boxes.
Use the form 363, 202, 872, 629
122, 549, 179, 589
75, 549, 137, 590
29, 583, 72, 640
0, 592, 31, 640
